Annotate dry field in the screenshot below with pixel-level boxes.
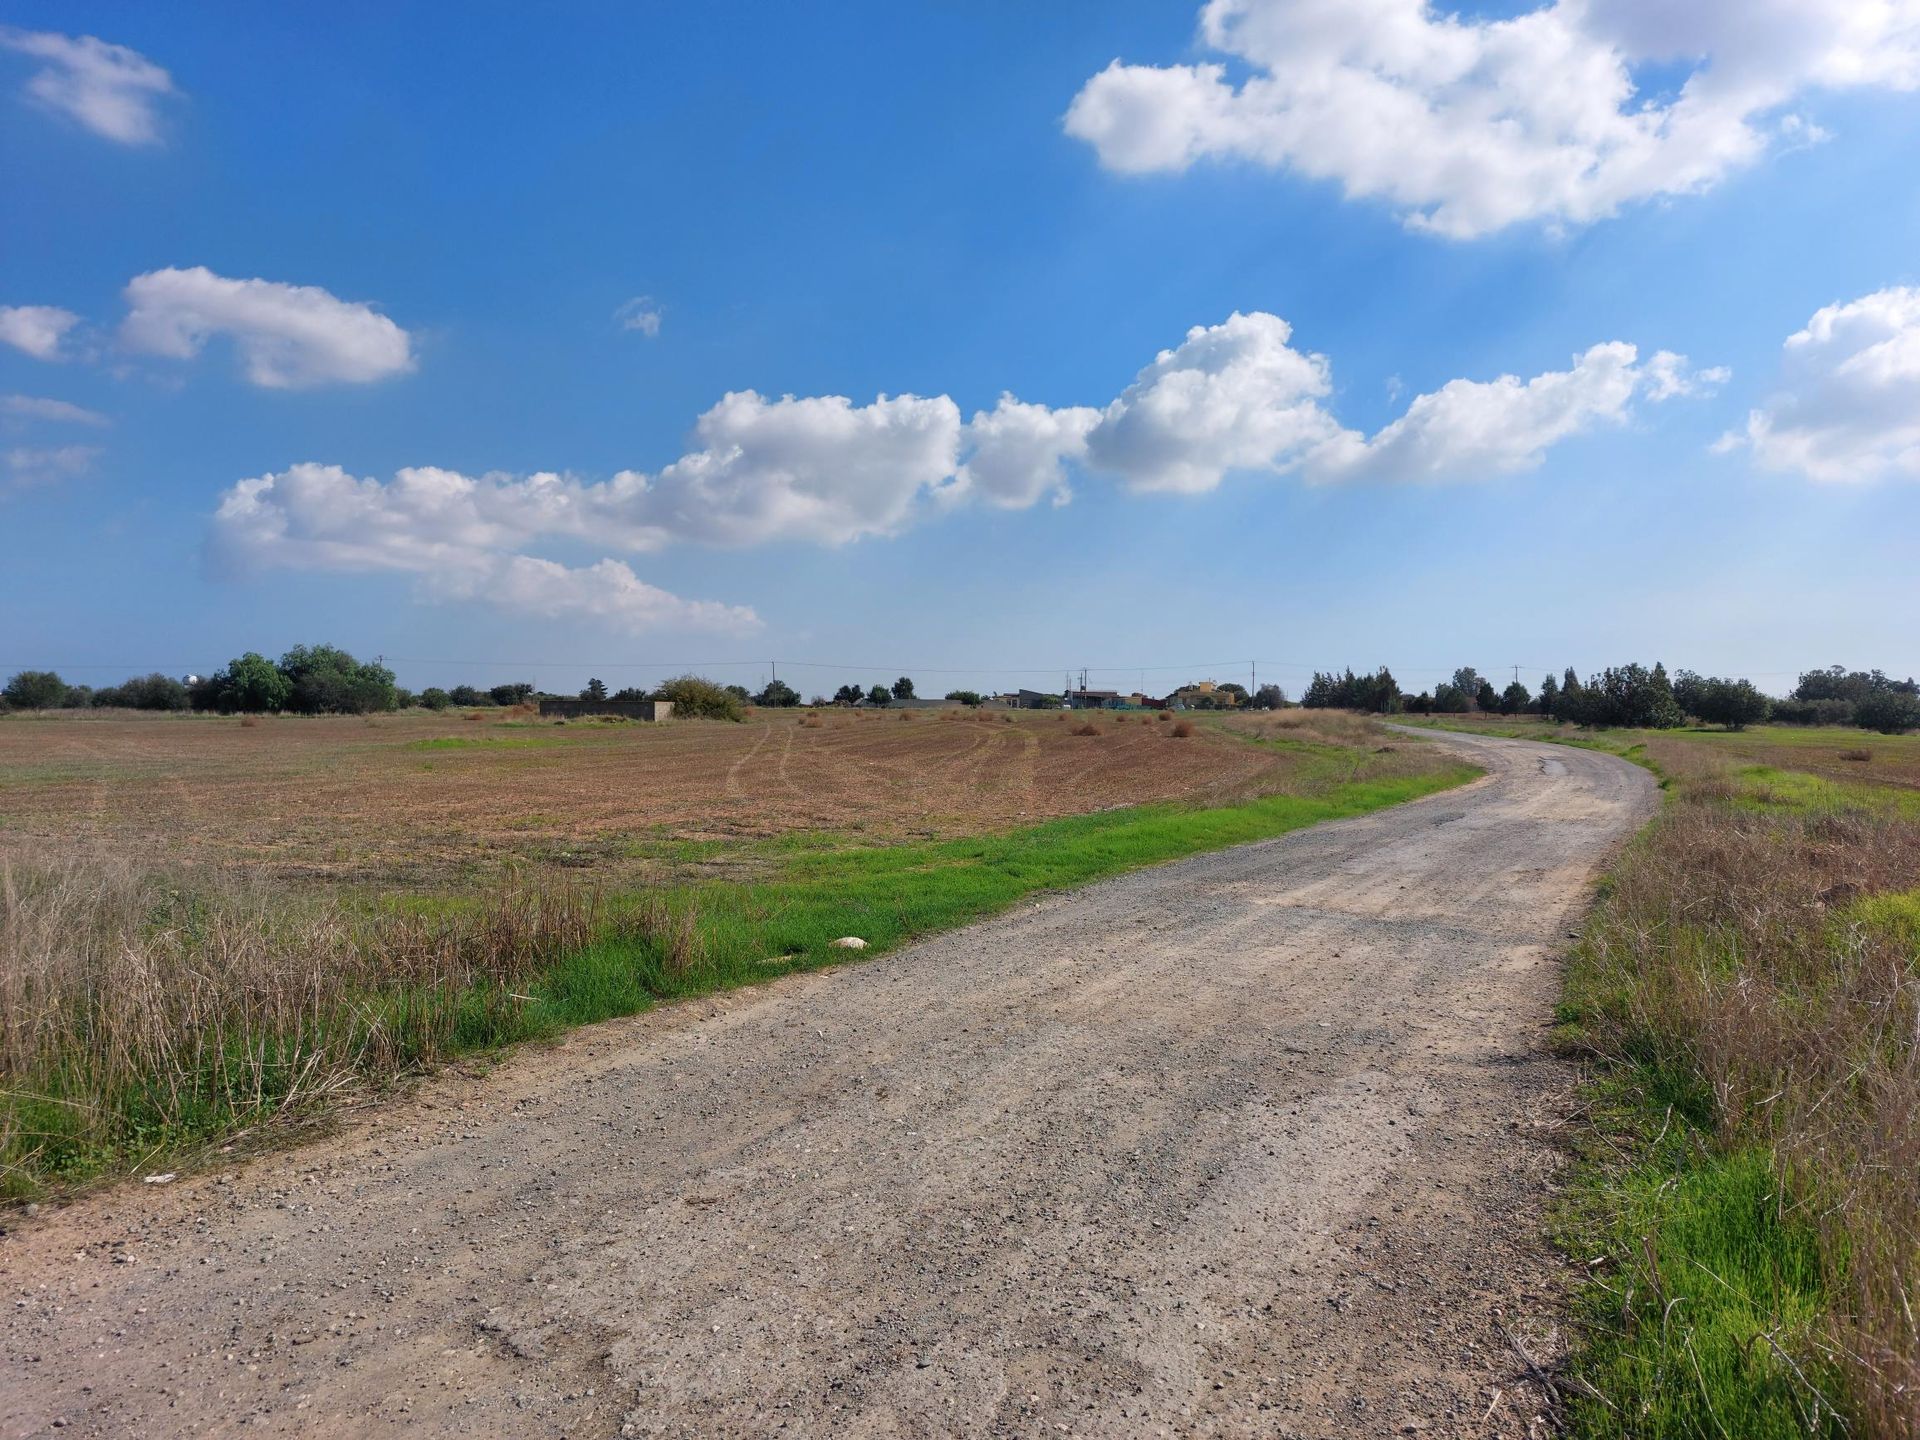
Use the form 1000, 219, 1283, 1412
0, 707, 1305, 888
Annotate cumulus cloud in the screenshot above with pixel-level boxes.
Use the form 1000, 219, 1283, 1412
210, 312, 1711, 630
120, 267, 415, 388
1, 394, 108, 427
1084, 312, 1343, 493
1719, 287, 1920, 482
946, 395, 1099, 509
5, 444, 100, 491
213, 464, 759, 635
616, 296, 663, 337
0, 28, 178, 144
1065, 0, 1920, 238
0, 305, 81, 361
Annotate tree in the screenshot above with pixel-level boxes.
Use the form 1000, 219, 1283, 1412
1249, 683, 1287, 710
866, 684, 893, 707
93, 673, 190, 710
1474, 679, 1500, 713
755, 679, 801, 707
582, 678, 608, 701
448, 684, 490, 707
1431, 683, 1470, 714
1451, 668, 1484, 700
725, 684, 752, 704
1855, 689, 1920, 735
1559, 663, 1684, 729
489, 682, 534, 706
891, 675, 915, 700
652, 674, 745, 721
1500, 680, 1531, 715
421, 687, 453, 710
832, 684, 863, 706
944, 689, 984, 706
1216, 682, 1249, 705
1536, 672, 1559, 717
2, 670, 70, 709
1691, 677, 1771, 731
209, 653, 293, 713
1405, 691, 1434, 714
279, 644, 397, 715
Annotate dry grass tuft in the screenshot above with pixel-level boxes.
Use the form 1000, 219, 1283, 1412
1170, 719, 1195, 739
1071, 722, 1101, 737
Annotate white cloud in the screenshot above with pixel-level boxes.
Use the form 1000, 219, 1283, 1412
0, 305, 81, 361
120, 267, 415, 388
1, 394, 108, 427
210, 312, 1711, 629
428, 556, 759, 636
947, 395, 1099, 509
1309, 342, 1646, 482
616, 296, 663, 337
1065, 0, 1920, 238
0, 28, 178, 145
1720, 287, 1920, 482
213, 464, 759, 635
5, 444, 100, 490
1084, 311, 1343, 493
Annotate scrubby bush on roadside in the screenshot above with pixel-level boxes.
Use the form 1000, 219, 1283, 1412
2, 670, 71, 710
652, 674, 744, 721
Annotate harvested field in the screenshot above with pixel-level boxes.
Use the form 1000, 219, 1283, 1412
0, 707, 1308, 888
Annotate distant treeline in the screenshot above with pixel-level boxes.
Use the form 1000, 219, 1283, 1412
1300, 663, 1919, 734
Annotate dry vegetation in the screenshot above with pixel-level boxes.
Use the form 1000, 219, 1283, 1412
1404, 714, 1920, 1436
0, 704, 1463, 1196
0, 707, 1301, 889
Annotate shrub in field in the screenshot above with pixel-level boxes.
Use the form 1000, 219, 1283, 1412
1170, 719, 1195, 738
448, 685, 493, 707
420, 687, 452, 710
653, 674, 744, 721
91, 673, 191, 711
2, 670, 70, 710
1855, 689, 1920, 734
1771, 697, 1855, 726
1071, 722, 1101, 736
488, 683, 534, 706
1157, 711, 1171, 722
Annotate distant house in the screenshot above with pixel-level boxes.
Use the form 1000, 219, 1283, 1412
537, 698, 674, 721
1009, 689, 1062, 709
1066, 688, 1124, 710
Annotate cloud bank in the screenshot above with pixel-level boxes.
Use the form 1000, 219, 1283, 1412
1065, 0, 1920, 238
213, 311, 1713, 632
0, 305, 81, 361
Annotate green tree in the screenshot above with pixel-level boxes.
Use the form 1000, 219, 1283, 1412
448, 685, 489, 706
652, 674, 745, 721
488, 682, 534, 706
1474, 679, 1499, 712
420, 687, 452, 710
755, 679, 801, 707
279, 645, 397, 715
222, 653, 293, 713
1692, 677, 1771, 730
832, 684, 863, 706
944, 689, 984, 706
891, 675, 915, 700
1500, 680, 1531, 715
1855, 689, 1920, 734
1536, 672, 1558, 717
866, 684, 893, 707
2, 670, 70, 709
582, 677, 608, 701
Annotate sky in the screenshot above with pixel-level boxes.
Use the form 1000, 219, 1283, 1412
3, 0, 1918, 702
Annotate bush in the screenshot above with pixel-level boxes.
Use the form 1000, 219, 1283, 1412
448, 685, 492, 707
279, 645, 398, 715
201, 653, 291, 714
90, 673, 191, 711
866, 684, 893, 708
1071, 721, 1101, 736
1689, 676, 1772, 731
653, 674, 744, 722
1558, 662, 1685, 729
755, 679, 800, 707
944, 690, 984, 706
2, 670, 70, 710
1771, 697, 1854, 726
420, 687, 452, 711
1854, 688, 1920, 734
488, 683, 534, 706
891, 676, 915, 700
1170, 719, 1194, 738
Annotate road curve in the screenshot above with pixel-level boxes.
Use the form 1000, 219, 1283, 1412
1, 729, 1655, 1439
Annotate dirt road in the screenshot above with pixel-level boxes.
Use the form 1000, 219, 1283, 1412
1, 729, 1654, 1438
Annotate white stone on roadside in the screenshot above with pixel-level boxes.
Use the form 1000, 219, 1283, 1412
829, 937, 868, 950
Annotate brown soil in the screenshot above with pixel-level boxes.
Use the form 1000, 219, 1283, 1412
0, 709, 1289, 887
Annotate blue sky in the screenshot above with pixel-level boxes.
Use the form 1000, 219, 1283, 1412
3, 1, 1917, 700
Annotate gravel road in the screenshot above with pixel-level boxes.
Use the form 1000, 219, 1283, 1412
1, 728, 1655, 1438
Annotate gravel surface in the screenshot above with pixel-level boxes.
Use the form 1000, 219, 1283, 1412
0, 727, 1654, 1438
